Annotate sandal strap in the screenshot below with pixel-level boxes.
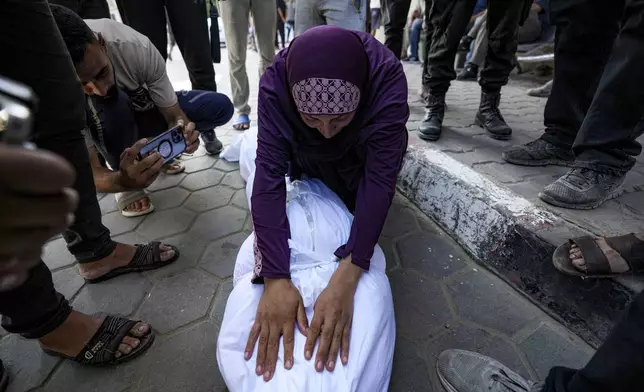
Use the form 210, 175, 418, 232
569, 236, 612, 275
75, 315, 138, 365
604, 234, 644, 273
130, 242, 164, 268
115, 190, 148, 211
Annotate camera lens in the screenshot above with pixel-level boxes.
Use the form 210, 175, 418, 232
171, 129, 182, 143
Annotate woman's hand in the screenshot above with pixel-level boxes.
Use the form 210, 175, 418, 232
305, 257, 362, 372
245, 278, 309, 382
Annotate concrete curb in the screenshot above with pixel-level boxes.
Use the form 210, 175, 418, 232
397, 144, 634, 347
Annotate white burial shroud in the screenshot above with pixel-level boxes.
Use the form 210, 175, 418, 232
217, 128, 395, 392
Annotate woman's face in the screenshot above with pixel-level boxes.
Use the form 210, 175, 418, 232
299, 112, 356, 139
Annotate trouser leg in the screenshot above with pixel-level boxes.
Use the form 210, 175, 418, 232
425, 0, 477, 97
294, 0, 325, 35
49, 0, 110, 18
421, 0, 434, 87
571, 0, 644, 175
251, 0, 277, 75
116, 0, 168, 59
383, 0, 412, 58
166, 0, 217, 91
176, 90, 235, 131
469, 18, 488, 66
219, 0, 252, 114
322, 0, 368, 32
541, 0, 624, 149
409, 18, 423, 59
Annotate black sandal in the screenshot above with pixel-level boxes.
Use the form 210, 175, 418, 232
86, 241, 180, 284
42, 315, 155, 366
553, 234, 644, 278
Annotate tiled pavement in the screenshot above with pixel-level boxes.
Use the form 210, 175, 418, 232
0, 50, 595, 391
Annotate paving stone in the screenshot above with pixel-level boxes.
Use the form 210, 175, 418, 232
0, 335, 60, 392
210, 280, 233, 325
113, 231, 150, 244
214, 159, 239, 172
231, 189, 249, 210
183, 156, 217, 173
52, 267, 85, 300
381, 203, 420, 239
184, 186, 235, 212
150, 187, 190, 210
101, 211, 145, 236
138, 270, 218, 334
137, 208, 196, 240
388, 336, 433, 392
72, 274, 152, 316
200, 232, 249, 279
389, 270, 451, 341
144, 233, 210, 281
190, 206, 247, 241
616, 190, 644, 216
472, 162, 544, 184
180, 169, 224, 191
42, 237, 75, 270
520, 323, 592, 379
378, 237, 400, 272
133, 321, 227, 392
446, 269, 538, 335
220, 171, 245, 189
43, 360, 141, 392
99, 194, 118, 214
555, 200, 644, 236
147, 172, 186, 192
396, 232, 468, 279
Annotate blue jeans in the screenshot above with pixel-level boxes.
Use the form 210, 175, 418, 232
88, 88, 233, 169
409, 18, 423, 60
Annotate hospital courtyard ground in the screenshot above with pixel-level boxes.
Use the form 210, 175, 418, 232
11, 48, 643, 392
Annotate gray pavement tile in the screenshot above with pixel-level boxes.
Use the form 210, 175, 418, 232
147, 173, 187, 192
0, 335, 60, 392
210, 281, 233, 325
43, 359, 142, 392
214, 159, 240, 172
99, 194, 118, 214
137, 270, 218, 334
555, 200, 644, 237
183, 186, 235, 212
378, 237, 400, 272
150, 187, 190, 211
616, 190, 644, 216
200, 232, 249, 279
52, 267, 86, 300
180, 169, 224, 191
113, 231, 150, 245
381, 203, 421, 239
519, 323, 592, 379
388, 270, 451, 341
102, 211, 145, 236
396, 232, 468, 279
388, 336, 434, 392
183, 156, 217, 173
143, 234, 210, 281
190, 206, 247, 241
446, 269, 538, 336
220, 172, 245, 190
133, 321, 227, 392
231, 189, 249, 210
137, 208, 196, 240
42, 237, 75, 270
472, 162, 544, 184
72, 274, 152, 316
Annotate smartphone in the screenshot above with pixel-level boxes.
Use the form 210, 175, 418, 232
138, 125, 186, 164
0, 76, 36, 146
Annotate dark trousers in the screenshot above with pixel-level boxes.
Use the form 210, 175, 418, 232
116, 0, 217, 92
541, 0, 644, 175
383, 0, 411, 58
49, 0, 110, 19
425, 0, 528, 96
0, 0, 112, 338
88, 89, 234, 169
541, 290, 644, 392
276, 20, 286, 49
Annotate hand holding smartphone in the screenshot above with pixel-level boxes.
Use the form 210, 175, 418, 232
137, 124, 187, 163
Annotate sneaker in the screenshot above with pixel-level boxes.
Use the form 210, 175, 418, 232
502, 139, 575, 167
539, 168, 626, 210
200, 130, 223, 155
527, 80, 553, 98
457, 63, 478, 81
436, 349, 543, 392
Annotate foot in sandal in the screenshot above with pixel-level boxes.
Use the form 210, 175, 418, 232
40, 311, 154, 365
78, 242, 179, 283
160, 158, 185, 175
553, 233, 644, 278
122, 196, 153, 216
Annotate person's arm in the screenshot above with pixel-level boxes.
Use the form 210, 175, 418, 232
278, 8, 286, 23
88, 146, 127, 193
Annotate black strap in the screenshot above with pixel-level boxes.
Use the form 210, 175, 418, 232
75, 316, 137, 365
569, 236, 612, 275
130, 242, 163, 269
604, 234, 644, 273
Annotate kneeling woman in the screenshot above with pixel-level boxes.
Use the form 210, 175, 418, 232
228, 26, 407, 387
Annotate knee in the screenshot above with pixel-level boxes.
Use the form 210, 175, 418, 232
219, 94, 235, 124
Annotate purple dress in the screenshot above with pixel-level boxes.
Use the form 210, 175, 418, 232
251, 26, 409, 282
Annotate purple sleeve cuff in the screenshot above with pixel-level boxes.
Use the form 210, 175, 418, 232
334, 246, 371, 271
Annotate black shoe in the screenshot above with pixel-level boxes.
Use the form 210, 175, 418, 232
200, 130, 223, 155
475, 91, 512, 140
539, 168, 626, 210
502, 139, 575, 167
418, 94, 446, 141
458, 36, 473, 53
457, 63, 478, 81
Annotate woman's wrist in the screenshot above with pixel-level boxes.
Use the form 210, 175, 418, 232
333, 257, 363, 287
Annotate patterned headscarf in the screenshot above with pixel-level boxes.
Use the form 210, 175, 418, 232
287, 26, 368, 116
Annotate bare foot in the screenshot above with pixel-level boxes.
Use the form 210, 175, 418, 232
78, 242, 176, 280
123, 197, 151, 214
569, 233, 644, 273
39, 311, 150, 359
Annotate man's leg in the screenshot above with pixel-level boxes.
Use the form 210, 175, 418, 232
116, 0, 168, 59
321, 0, 368, 33
420, 0, 434, 98
250, 0, 277, 76
166, 0, 217, 91
219, 0, 252, 115
176, 90, 234, 132
409, 18, 423, 60
382, 0, 412, 58
456, 17, 486, 81
294, 0, 325, 36
79, 0, 110, 19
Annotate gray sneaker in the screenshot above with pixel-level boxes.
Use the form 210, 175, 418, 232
502, 139, 574, 167
539, 168, 626, 210
527, 80, 552, 98
436, 350, 543, 392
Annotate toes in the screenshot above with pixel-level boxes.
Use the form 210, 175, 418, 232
118, 343, 133, 355
122, 335, 140, 349
141, 198, 150, 209
159, 248, 176, 262
571, 257, 586, 269
129, 322, 151, 337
